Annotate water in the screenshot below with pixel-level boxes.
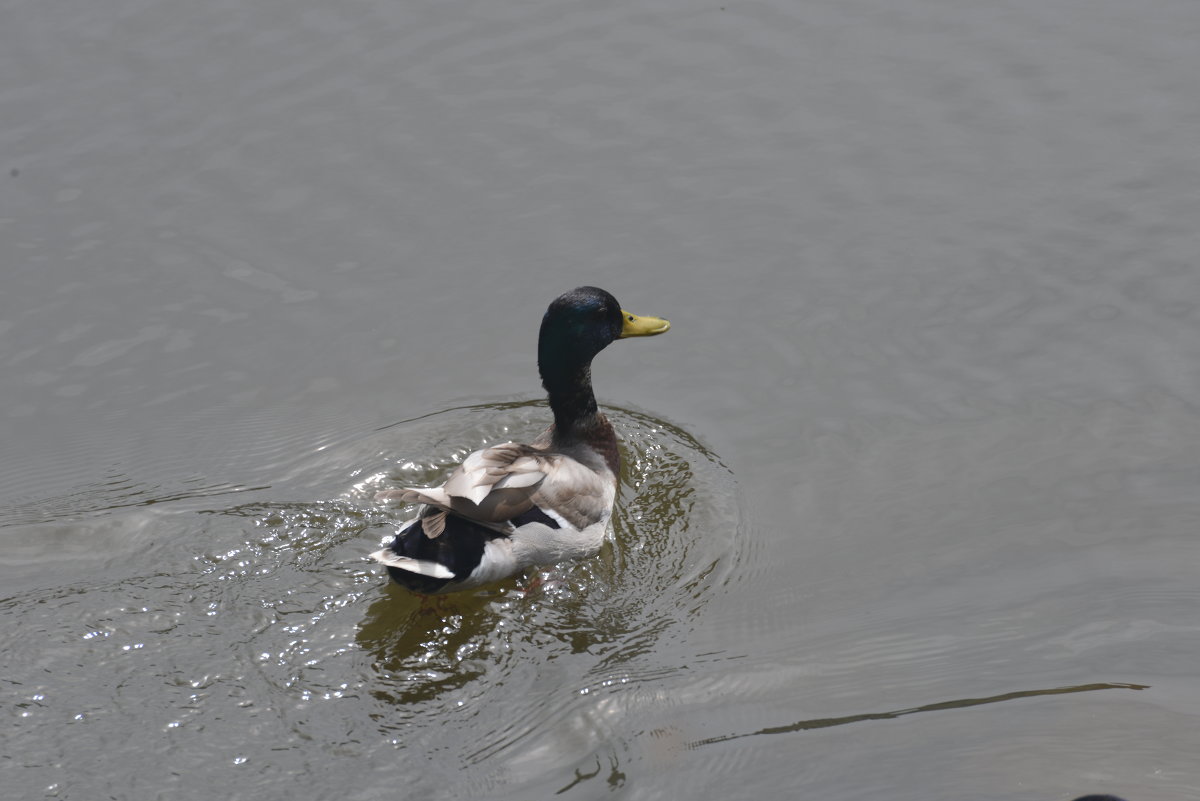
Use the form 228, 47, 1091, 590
3, 0, 1199, 799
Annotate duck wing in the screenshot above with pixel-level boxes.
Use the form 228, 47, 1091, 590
528, 456, 614, 532
376, 440, 614, 533
376, 442, 550, 525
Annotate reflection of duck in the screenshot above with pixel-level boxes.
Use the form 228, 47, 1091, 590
372, 286, 669, 594
355, 590, 495, 695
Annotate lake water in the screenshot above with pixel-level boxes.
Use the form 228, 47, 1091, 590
3, 1, 1199, 799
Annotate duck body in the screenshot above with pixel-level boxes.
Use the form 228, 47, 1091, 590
372, 286, 669, 594
372, 434, 618, 594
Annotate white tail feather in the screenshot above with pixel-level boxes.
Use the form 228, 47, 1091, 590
370, 549, 455, 579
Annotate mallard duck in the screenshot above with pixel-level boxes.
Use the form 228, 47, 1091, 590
371, 286, 670, 593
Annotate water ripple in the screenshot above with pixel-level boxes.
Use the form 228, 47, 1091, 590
163, 400, 743, 795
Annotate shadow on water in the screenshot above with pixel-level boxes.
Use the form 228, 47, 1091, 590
687, 682, 1149, 749
356, 586, 504, 705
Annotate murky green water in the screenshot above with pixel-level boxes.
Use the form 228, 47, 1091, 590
4, 0, 1200, 799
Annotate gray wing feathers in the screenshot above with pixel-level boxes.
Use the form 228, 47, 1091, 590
376, 441, 612, 536
530, 458, 611, 531
377, 443, 547, 533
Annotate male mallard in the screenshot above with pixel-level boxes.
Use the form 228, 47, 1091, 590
371, 286, 670, 593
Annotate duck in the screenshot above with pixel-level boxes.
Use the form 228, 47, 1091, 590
371, 286, 670, 594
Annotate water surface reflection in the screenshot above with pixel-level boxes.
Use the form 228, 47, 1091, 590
348, 402, 742, 733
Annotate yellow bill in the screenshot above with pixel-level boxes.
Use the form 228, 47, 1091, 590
618, 309, 671, 338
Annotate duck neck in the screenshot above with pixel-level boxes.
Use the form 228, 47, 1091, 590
543, 364, 601, 441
